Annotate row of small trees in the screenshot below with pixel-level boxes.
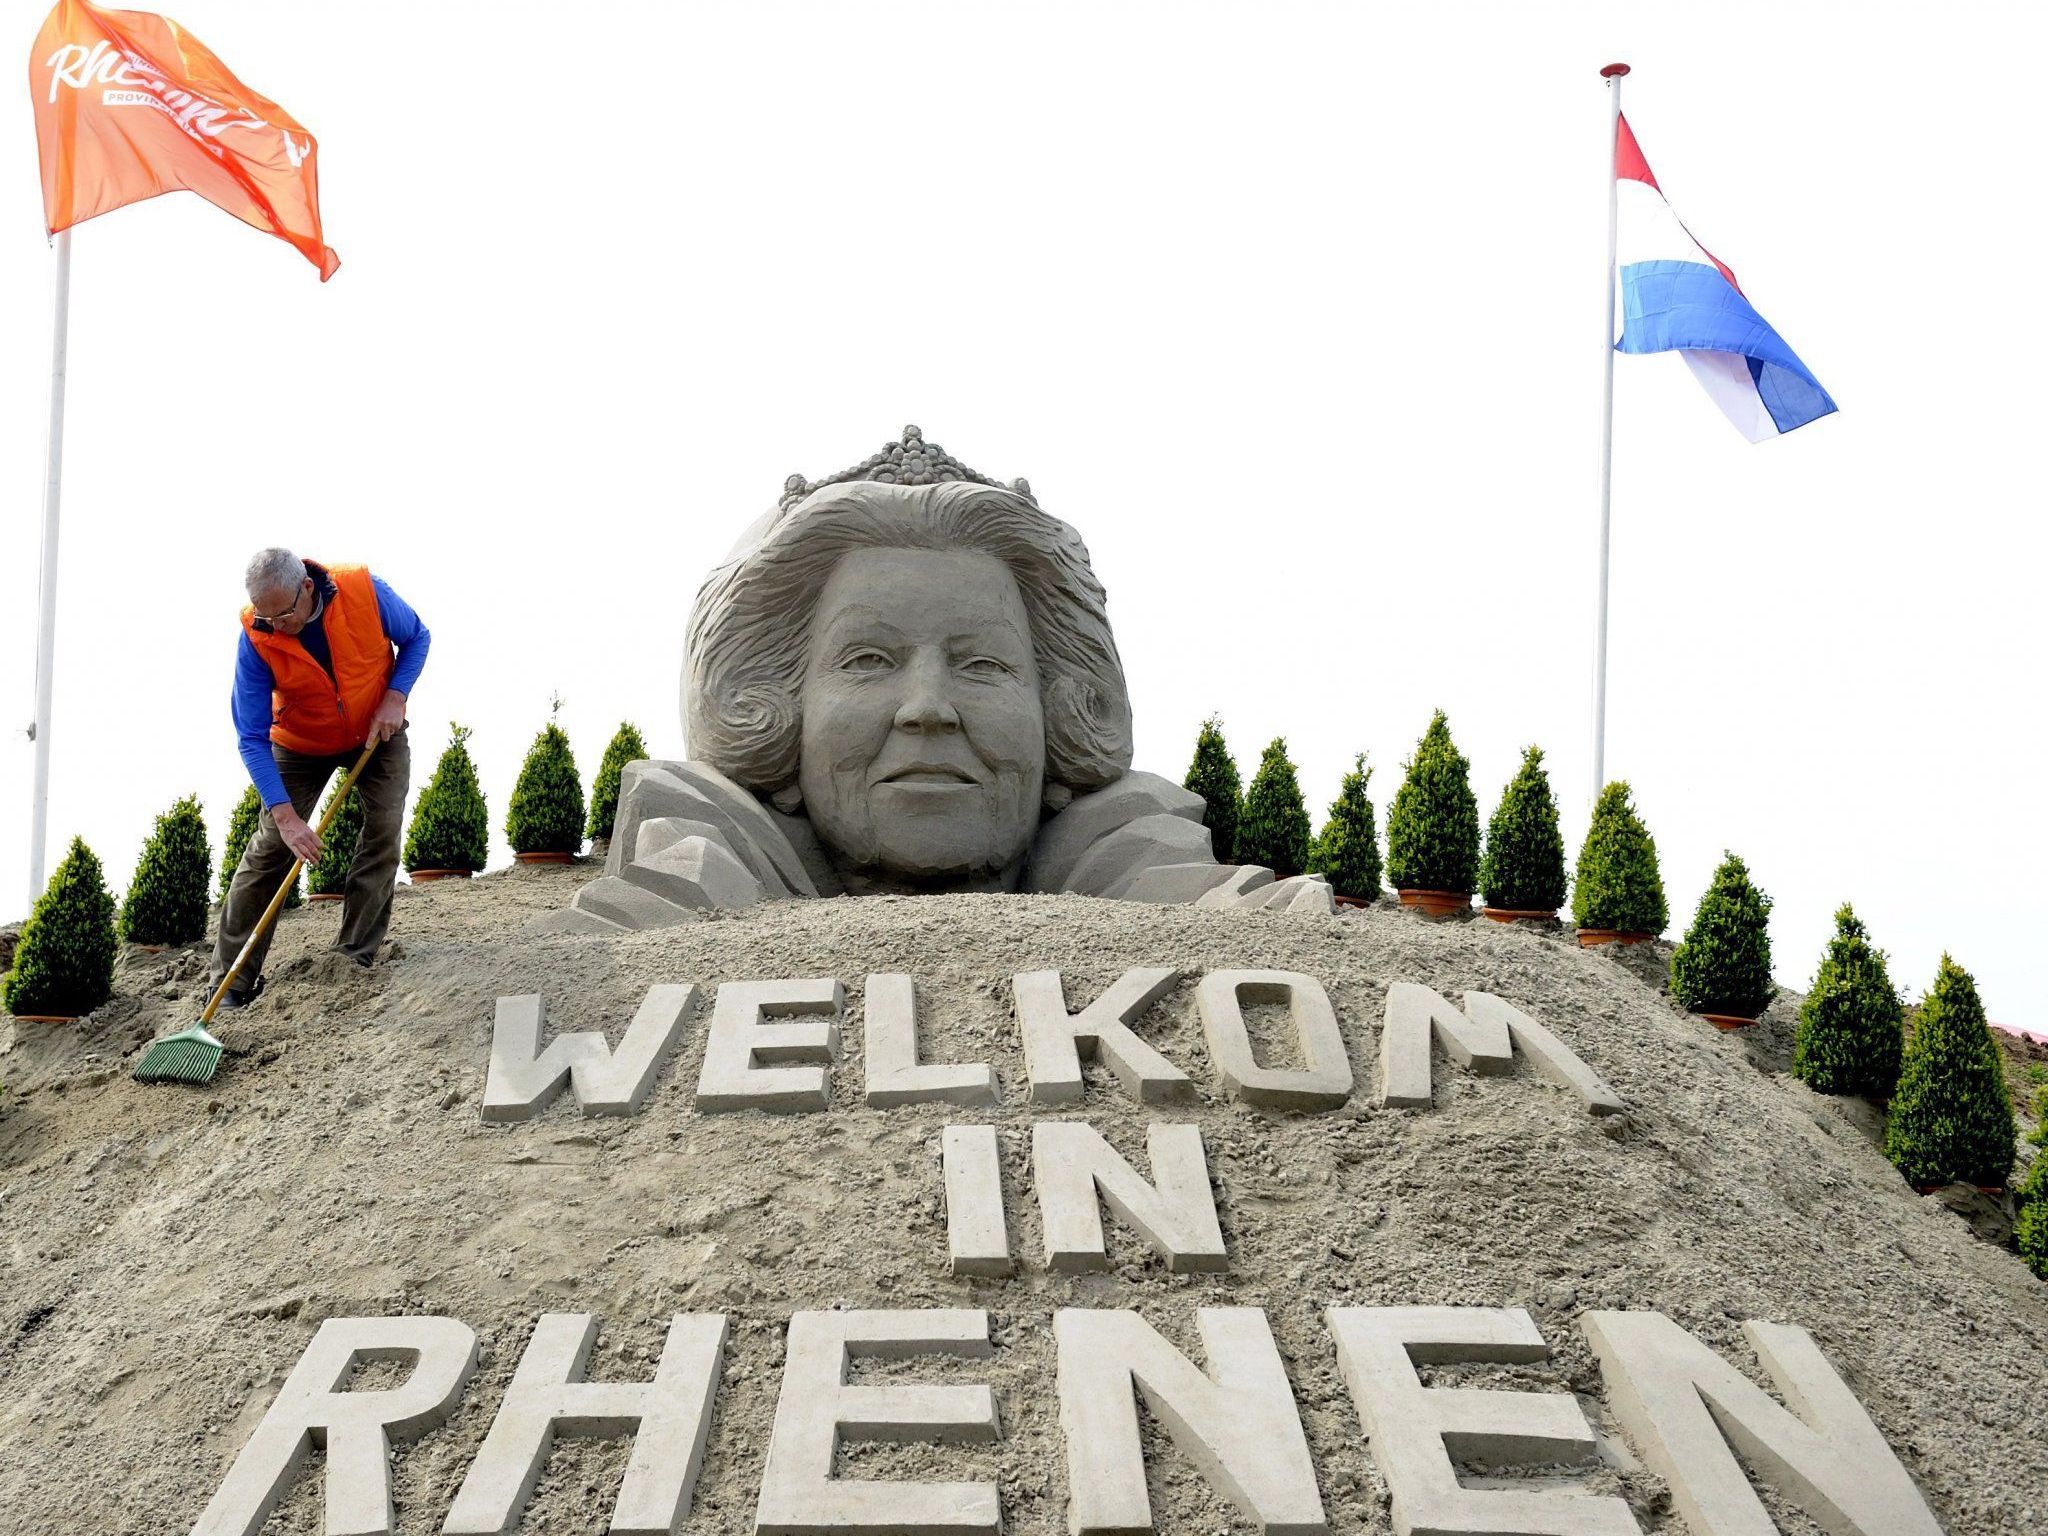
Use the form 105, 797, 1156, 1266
1, 715, 651, 1019
1187, 712, 1669, 920
1184, 712, 2039, 1214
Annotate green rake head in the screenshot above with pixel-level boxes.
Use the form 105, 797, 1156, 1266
132, 1023, 225, 1086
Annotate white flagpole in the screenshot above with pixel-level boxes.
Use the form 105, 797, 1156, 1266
1592, 62, 1628, 805
29, 228, 73, 903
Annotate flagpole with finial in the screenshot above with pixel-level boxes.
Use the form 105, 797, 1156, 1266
1592, 61, 1628, 807
28, 225, 72, 904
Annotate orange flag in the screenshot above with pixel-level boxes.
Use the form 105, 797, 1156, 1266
29, 0, 338, 278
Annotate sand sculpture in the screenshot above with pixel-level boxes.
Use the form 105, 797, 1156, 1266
536, 428, 1331, 932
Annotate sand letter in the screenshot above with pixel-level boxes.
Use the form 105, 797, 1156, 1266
864, 973, 997, 1107
696, 978, 844, 1112
1054, 1307, 1327, 1535
442, 1312, 727, 1535
1196, 969, 1353, 1110
1032, 1121, 1225, 1272
943, 1125, 1012, 1276
1375, 983, 1623, 1115
1014, 967, 1189, 1104
1327, 1305, 1639, 1536
481, 985, 699, 1121
1582, 1311, 1942, 1536
191, 1315, 477, 1536
755, 1309, 1000, 1535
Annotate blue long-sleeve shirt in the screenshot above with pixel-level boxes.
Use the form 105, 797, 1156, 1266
233, 574, 430, 807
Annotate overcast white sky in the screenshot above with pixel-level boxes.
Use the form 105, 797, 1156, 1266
4, 0, 2043, 1025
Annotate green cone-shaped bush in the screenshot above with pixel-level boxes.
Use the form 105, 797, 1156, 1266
1182, 716, 1243, 863
307, 781, 366, 896
1310, 755, 1381, 900
219, 784, 301, 909
5, 837, 117, 1018
1237, 738, 1311, 878
119, 794, 211, 946
507, 717, 585, 856
588, 721, 650, 842
1670, 852, 1776, 1018
1793, 904, 1905, 1098
1571, 781, 1667, 934
405, 724, 490, 873
2014, 1089, 2048, 1281
1885, 955, 2015, 1189
1479, 746, 1566, 912
1386, 710, 1480, 894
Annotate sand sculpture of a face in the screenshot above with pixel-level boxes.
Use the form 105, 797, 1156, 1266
536, 428, 1333, 932
795, 545, 1046, 885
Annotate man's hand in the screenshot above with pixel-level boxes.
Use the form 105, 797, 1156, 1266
368, 688, 407, 745
272, 803, 322, 865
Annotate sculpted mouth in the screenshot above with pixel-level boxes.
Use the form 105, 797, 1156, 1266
880, 766, 978, 786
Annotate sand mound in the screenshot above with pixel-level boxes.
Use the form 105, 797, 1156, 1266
0, 862, 2043, 1533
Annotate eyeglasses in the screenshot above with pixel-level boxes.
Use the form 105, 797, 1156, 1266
251, 582, 308, 631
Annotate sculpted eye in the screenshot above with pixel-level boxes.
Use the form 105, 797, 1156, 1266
958, 656, 1015, 680
839, 648, 895, 674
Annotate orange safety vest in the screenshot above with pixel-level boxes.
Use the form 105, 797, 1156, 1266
241, 563, 394, 757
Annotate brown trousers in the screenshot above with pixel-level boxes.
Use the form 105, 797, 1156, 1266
211, 727, 411, 989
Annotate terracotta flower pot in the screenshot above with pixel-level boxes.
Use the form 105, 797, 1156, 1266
1576, 928, 1653, 947
1698, 1011, 1760, 1031
308, 891, 345, 904
131, 943, 166, 954
1332, 894, 1374, 910
1397, 888, 1471, 918
407, 869, 473, 883
1481, 907, 1557, 924
514, 851, 575, 865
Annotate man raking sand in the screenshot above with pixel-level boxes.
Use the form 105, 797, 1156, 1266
211, 548, 429, 1006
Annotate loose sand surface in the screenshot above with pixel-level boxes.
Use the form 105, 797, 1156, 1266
1, 862, 2043, 1533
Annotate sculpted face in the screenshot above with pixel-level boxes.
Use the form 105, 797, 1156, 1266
798, 546, 1046, 886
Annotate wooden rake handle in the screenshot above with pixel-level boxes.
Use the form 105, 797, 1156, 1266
200, 738, 382, 1027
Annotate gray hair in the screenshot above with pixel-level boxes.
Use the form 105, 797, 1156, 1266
244, 547, 306, 601
685, 481, 1133, 800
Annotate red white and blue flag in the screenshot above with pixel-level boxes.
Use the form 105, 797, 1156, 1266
1615, 113, 1834, 440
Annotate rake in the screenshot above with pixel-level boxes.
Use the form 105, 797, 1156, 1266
134, 739, 380, 1086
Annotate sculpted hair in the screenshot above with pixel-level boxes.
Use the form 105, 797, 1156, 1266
685, 481, 1133, 800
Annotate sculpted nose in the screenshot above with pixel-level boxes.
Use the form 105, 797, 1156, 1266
895, 653, 961, 734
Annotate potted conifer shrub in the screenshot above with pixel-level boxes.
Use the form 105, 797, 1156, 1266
1669, 852, 1776, 1029
306, 782, 366, 902
219, 784, 301, 910
119, 794, 211, 949
405, 724, 490, 881
1478, 745, 1566, 923
1885, 955, 2016, 1193
1571, 781, 1667, 945
5, 837, 118, 1022
2014, 1088, 2047, 1280
1236, 737, 1312, 878
1385, 710, 1479, 917
1310, 754, 1381, 906
1793, 904, 1905, 1097
1182, 715, 1243, 864
587, 721, 650, 845
507, 703, 585, 862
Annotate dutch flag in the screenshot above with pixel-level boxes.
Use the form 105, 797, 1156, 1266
1615, 113, 1837, 441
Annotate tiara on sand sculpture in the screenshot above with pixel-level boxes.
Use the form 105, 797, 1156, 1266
779, 425, 1034, 510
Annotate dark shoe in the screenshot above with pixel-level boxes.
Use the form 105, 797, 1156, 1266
216, 975, 265, 1009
